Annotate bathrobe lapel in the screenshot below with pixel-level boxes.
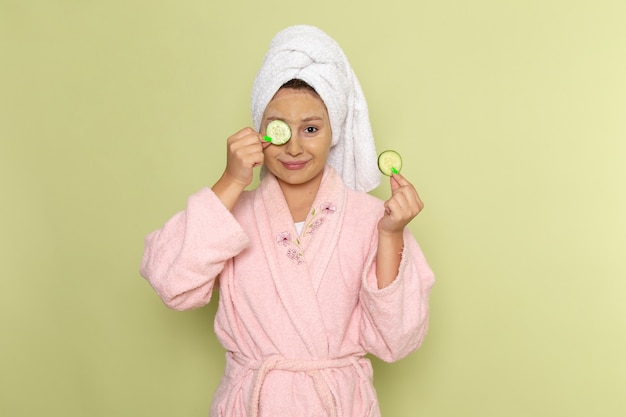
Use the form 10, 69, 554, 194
253, 167, 347, 359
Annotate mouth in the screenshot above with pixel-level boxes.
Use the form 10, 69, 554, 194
281, 160, 309, 170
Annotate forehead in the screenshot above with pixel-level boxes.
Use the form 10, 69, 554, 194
264, 88, 328, 121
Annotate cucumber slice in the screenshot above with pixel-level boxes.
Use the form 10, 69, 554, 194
265, 120, 291, 145
378, 150, 402, 176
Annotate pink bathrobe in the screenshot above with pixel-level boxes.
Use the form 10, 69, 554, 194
140, 166, 434, 417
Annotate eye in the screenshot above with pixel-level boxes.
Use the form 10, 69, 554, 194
304, 126, 318, 134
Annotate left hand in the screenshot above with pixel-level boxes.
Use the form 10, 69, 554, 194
377, 173, 424, 235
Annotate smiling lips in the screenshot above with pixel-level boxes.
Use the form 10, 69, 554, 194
281, 160, 309, 170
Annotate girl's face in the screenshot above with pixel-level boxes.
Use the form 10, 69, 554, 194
261, 88, 332, 190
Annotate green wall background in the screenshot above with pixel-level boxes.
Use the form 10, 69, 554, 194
2, 1, 625, 416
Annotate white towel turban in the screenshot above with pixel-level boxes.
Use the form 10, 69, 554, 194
251, 25, 381, 193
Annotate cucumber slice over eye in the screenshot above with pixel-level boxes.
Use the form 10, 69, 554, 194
265, 120, 291, 145
378, 150, 402, 176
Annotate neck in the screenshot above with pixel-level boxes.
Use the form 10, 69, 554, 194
278, 175, 323, 223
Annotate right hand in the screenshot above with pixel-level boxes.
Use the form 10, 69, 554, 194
223, 127, 270, 188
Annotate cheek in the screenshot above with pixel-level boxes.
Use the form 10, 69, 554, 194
313, 137, 332, 156
263, 147, 279, 159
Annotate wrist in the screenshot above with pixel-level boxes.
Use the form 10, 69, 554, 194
377, 228, 404, 241
378, 229, 404, 253
211, 172, 247, 210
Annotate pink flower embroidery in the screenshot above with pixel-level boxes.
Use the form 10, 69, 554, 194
287, 248, 304, 264
275, 201, 336, 264
320, 202, 336, 214
307, 217, 326, 235
276, 231, 291, 246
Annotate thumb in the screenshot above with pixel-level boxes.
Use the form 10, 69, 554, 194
389, 173, 402, 193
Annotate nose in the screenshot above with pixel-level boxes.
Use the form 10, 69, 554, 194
284, 132, 303, 156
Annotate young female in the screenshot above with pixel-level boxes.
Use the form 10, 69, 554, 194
140, 25, 434, 417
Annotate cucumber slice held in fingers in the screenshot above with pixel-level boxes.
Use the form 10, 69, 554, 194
378, 150, 402, 176
265, 120, 291, 145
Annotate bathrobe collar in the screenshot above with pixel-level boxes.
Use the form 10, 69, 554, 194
253, 166, 347, 359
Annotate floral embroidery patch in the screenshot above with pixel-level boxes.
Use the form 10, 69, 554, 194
275, 202, 336, 264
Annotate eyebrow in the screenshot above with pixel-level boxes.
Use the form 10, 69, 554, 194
266, 116, 323, 123
301, 116, 323, 123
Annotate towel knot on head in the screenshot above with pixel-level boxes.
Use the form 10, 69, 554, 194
251, 25, 381, 193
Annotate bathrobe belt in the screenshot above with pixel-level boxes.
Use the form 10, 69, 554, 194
228, 352, 369, 417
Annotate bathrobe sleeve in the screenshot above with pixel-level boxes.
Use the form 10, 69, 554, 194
359, 228, 435, 363
140, 187, 250, 310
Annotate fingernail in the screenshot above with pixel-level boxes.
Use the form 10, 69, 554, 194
391, 167, 399, 175
263, 136, 272, 142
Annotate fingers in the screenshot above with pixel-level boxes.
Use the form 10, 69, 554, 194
224, 127, 267, 186
227, 128, 265, 165
231, 127, 272, 149
389, 171, 412, 190
391, 173, 422, 204
380, 173, 424, 233
385, 188, 422, 219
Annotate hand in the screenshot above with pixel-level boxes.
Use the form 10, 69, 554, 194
211, 127, 270, 211
223, 127, 270, 188
377, 173, 424, 235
